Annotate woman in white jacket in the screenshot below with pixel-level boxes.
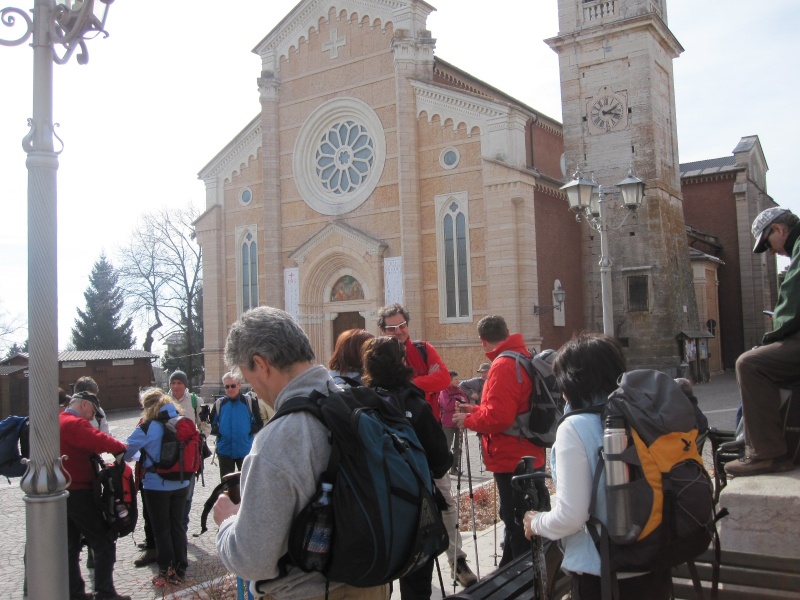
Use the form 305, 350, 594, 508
523, 333, 671, 600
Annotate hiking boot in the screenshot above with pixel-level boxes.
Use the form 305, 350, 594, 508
152, 568, 180, 586
134, 548, 157, 567
95, 594, 132, 600
718, 439, 745, 453
725, 455, 794, 477
452, 557, 478, 587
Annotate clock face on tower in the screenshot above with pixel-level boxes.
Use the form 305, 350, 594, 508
587, 89, 628, 134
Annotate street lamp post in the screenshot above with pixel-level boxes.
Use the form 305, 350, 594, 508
1, 2, 114, 598
560, 167, 646, 335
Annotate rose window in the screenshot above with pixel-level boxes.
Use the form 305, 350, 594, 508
315, 120, 375, 196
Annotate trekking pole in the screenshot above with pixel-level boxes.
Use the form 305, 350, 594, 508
434, 556, 446, 599
492, 478, 499, 566
511, 458, 552, 600
462, 427, 481, 581
453, 437, 463, 594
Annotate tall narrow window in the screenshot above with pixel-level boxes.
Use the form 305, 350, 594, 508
241, 232, 258, 312
628, 275, 649, 312
436, 193, 472, 322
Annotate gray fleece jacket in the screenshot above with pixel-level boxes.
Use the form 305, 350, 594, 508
216, 365, 343, 599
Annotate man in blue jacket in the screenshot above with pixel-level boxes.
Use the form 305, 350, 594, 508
210, 372, 264, 477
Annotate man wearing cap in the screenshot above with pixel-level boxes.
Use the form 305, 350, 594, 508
74, 376, 110, 434
60, 391, 130, 600
726, 207, 800, 477
459, 363, 491, 405
168, 370, 207, 531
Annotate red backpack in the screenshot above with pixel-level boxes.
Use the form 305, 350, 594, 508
141, 414, 201, 482
92, 459, 138, 538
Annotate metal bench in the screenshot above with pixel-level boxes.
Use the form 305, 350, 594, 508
672, 549, 800, 600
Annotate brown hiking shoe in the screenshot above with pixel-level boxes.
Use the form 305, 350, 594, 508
134, 548, 157, 567
452, 557, 478, 587
725, 456, 794, 477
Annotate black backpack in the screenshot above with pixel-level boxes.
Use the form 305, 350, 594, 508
0, 416, 28, 480
499, 349, 564, 447
270, 386, 448, 587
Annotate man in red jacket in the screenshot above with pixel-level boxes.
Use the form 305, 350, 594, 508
453, 315, 545, 566
377, 303, 478, 587
60, 391, 130, 600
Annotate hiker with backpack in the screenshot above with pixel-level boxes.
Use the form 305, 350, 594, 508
452, 315, 546, 567
328, 328, 374, 387
213, 306, 391, 599
525, 333, 713, 600
124, 388, 197, 586
362, 336, 453, 598
378, 303, 478, 588
60, 391, 130, 600
210, 372, 265, 477
168, 370, 209, 532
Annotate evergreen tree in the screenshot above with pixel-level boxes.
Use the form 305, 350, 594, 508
4, 340, 28, 359
71, 254, 135, 350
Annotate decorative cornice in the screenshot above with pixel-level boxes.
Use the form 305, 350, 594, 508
253, 0, 434, 73
198, 116, 261, 183
534, 119, 563, 138
411, 79, 511, 135
290, 221, 388, 265
680, 172, 737, 185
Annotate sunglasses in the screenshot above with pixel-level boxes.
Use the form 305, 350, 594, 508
382, 321, 407, 333
764, 227, 775, 251
224, 384, 239, 389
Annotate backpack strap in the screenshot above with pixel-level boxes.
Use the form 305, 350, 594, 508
412, 340, 428, 366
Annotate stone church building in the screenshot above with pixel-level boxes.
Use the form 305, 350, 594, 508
195, 0, 778, 393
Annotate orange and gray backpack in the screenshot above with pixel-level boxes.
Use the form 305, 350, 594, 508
566, 369, 721, 600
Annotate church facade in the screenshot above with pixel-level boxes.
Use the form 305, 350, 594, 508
195, 0, 778, 394
195, 0, 583, 392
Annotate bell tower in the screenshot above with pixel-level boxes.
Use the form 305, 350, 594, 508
546, 0, 698, 372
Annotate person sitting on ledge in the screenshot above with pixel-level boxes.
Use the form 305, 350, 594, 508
726, 207, 800, 477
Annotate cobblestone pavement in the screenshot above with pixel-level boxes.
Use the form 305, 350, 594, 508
0, 409, 491, 599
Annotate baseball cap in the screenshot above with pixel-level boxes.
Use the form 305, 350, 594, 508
72, 391, 99, 408
752, 207, 789, 253
477, 363, 491, 373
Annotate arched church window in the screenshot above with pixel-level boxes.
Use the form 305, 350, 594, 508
330, 275, 364, 302
241, 232, 258, 312
438, 195, 472, 321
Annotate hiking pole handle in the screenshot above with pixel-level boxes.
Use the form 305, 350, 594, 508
511, 472, 552, 485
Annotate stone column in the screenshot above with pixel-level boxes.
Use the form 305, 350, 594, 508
391, 28, 435, 331
258, 69, 283, 308
194, 205, 224, 398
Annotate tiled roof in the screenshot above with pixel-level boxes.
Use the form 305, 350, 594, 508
58, 350, 158, 362
0, 365, 27, 376
680, 156, 738, 177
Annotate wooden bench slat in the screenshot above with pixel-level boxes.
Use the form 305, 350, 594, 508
673, 562, 800, 592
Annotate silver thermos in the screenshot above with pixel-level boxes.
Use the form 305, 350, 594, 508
603, 415, 629, 486
604, 415, 639, 542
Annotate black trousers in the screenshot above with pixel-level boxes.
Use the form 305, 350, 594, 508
494, 472, 529, 567
144, 486, 189, 573
141, 489, 155, 549
218, 455, 244, 478
398, 557, 435, 599
572, 570, 672, 600
67, 488, 118, 598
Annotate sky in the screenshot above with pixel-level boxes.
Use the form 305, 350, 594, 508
1, 0, 798, 354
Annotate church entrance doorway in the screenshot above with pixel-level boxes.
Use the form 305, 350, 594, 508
332, 312, 365, 351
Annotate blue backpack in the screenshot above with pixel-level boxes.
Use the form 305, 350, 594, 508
0, 415, 29, 480
271, 387, 448, 587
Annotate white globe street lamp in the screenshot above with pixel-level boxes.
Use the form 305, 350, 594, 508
560, 166, 645, 335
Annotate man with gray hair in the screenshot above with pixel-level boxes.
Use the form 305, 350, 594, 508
209, 371, 263, 477
213, 306, 388, 599
726, 207, 800, 477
